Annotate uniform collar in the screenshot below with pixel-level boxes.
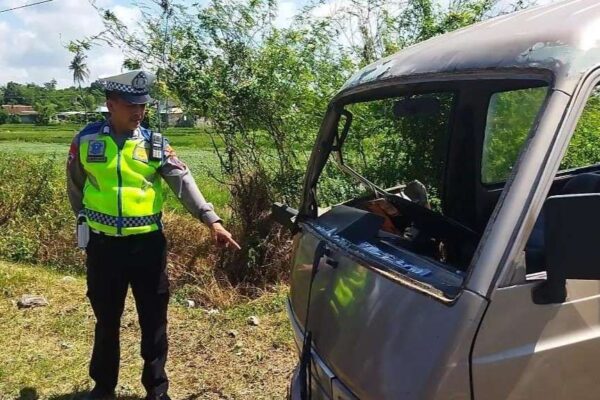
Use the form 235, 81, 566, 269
102, 121, 141, 138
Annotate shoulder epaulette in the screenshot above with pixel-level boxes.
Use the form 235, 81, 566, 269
139, 127, 152, 142
78, 121, 104, 138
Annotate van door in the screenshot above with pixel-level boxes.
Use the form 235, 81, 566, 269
472, 80, 600, 400
471, 279, 600, 400
288, 215, 488, 399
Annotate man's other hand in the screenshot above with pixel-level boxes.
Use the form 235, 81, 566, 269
209, 222, 241, 250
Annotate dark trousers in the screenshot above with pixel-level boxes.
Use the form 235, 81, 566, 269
85, 230, 169, 396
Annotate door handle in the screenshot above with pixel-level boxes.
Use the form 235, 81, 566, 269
324, 257, 338, 268
323, 246, 338, 268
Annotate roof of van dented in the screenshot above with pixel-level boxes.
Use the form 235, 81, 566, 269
338, 0, 600, 96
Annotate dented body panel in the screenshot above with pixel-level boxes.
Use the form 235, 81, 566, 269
339, 0, 600, 96
288, 226, 487, 399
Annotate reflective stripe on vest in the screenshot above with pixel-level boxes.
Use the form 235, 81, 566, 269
84, 209, 162, 228
79, 124, 164, 236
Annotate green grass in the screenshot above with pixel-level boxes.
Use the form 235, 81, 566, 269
0, 123, 231, 211
0, 260, 295, 399
0, 124, 223, 149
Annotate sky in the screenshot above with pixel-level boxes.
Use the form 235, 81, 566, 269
0, 0, 557, 89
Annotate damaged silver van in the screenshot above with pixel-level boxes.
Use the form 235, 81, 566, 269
273, 0, 600, 399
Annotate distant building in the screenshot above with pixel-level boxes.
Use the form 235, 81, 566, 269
160, 106, 189, 127
2, 104, 38, 123
94, 105, 109, 119
56, 111, 86, 122
157, 101, 201, 127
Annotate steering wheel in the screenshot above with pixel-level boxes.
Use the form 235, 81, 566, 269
384, 193, 479, 243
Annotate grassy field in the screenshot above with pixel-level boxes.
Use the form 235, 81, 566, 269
0, 123, 230, 211
0, 124, 296, 399
0, 124, 222, 149
0, 260, 295, 399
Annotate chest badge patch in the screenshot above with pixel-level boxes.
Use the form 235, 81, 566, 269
87, 140, 107, 163
133, 143, 150, 163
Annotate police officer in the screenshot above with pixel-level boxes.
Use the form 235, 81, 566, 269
66, 70, 240, 400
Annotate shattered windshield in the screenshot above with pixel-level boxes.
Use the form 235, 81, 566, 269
325, 92, 455, 211
315, 91, 480, 274
313, 81, 548, 287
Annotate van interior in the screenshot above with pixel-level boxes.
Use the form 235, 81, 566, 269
313, 79, 600, 284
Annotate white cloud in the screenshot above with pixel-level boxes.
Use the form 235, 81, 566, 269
0, 0, 561, 89
310, 0, 350, 19
274, 1, 297, 28
0, 0, 140, 88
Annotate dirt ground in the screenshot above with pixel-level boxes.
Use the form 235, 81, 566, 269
0, 261, 296, 399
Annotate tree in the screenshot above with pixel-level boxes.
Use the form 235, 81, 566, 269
79, 0, 532, 287
296, 0, 521, 67
33, 101, 57, 126
0, 81, 103, 112
3, 82, 27, 105
43, 79, 57, 91
69, 50, 90, 88
68, 42, 91, 120
0, 108, 8, 125
123, 58, 142, 70
79, 93, 98, 122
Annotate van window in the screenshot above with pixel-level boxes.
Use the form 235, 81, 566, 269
316, 91, 482, 277
524, 85, 600, 279
560, 86, 600, 171
481, 87, 547, 184
319, 92, 454, 210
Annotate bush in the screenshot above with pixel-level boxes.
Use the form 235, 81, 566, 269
0, 108, 8, 125
0, 155, 79, 268
216, 171, 293, 294
7, 114, 21, 124
0, 155, 287, 307
33, 102, 57, 126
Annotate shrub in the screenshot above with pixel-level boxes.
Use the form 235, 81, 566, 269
0, 154, 288, 307
7, 114, 21, 124
33, 102, 57, 126
216, 171, 293, 294
0, 108, 8, 125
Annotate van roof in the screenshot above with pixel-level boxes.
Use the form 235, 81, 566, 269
340, 0, 600, 95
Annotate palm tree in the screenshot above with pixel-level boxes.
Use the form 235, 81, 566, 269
69, 51, 90, 122
69, 51, 89, 87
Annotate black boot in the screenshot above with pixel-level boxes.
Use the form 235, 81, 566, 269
145, 393, 171, 400
84, 386, 116, 400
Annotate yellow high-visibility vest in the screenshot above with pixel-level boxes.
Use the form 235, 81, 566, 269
79, 123, 164, 236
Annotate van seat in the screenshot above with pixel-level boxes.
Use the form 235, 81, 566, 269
525, 173, 600, 273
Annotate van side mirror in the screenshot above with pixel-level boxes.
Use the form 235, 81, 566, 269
271, 202, 299, 232
533, 194, 600, 304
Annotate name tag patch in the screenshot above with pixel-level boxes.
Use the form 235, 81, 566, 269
133, 143, 150, 163
87, 140, 107, 162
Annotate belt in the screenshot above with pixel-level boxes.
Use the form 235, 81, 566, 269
90, 229, 163, 238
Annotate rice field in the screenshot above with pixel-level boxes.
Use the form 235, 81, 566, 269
0, 123, 221, 148
0, 123, 230, 211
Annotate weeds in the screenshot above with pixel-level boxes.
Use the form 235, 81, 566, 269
215, 170, 293, 296
0, 154, 291, 308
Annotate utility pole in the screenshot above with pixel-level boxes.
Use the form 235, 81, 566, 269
157, 0, 172, 132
